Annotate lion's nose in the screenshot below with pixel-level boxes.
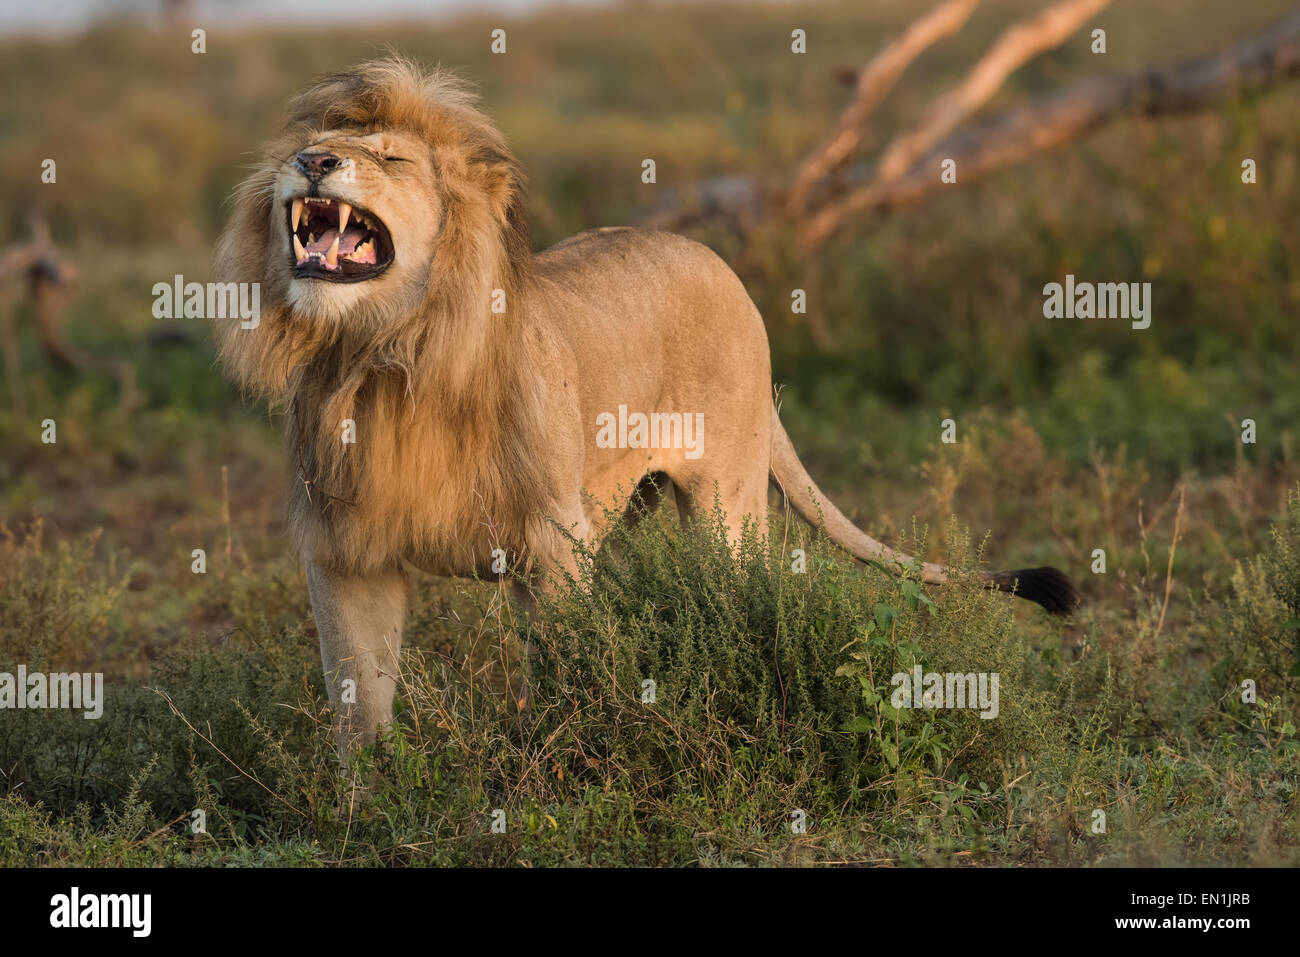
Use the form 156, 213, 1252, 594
295, 151, 345, 181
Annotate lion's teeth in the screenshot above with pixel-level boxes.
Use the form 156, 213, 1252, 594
293, 234, 306, 264
308, 232, 315, 244
338, 202, 351, 234
291, 198, 303, 232
326, 234, 339, 267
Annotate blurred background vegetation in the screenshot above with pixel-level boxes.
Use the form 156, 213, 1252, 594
1, 0, 1299, 865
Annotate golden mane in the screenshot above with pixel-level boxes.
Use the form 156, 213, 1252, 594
213, 58, 554, 576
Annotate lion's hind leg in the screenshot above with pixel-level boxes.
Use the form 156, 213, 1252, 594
670, 470, 770, 552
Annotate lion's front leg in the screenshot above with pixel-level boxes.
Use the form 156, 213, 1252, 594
305, 561, 409, 754
504, 505, 593, 710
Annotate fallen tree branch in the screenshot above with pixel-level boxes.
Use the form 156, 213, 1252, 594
873, 0, 1112, 187
802, 8, 1300, 247
0, 211, 141, 413
786, 0, 980, 216
645, 12, 1300, 242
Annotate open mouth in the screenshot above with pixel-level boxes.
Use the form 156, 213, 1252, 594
287, 196, 393, 282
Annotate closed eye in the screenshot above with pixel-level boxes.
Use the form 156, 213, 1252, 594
354, 144, 410, 165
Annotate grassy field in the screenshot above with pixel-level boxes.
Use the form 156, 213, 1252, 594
1, 0, 1299, 866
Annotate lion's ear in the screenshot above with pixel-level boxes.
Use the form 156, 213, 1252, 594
471, 148, 523, 227
471, 147, 532, 269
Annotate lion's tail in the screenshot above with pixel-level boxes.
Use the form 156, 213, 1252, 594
768, 407, 1079, 615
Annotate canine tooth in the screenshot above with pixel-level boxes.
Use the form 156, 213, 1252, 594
292, 198, 303, 232
308, 232, 316, 244
326, 234, 339, 267
293, 234, 306, 263
338, 202, 351, 233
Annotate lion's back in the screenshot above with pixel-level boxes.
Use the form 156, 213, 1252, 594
530, 226, 772, 424
533, 227, 765, 346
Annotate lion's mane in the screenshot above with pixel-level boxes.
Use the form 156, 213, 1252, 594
213, 58, 555, 575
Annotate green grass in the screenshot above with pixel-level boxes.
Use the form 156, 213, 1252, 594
2, 495, 1297, 866
1, 0, 1299, 865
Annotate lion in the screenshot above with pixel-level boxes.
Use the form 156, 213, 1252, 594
214, 58, 1078, 752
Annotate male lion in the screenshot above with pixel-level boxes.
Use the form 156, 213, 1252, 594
214, 58, 1077, 751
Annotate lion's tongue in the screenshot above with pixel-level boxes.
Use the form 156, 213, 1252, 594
344, 225, 377, 264
305, 226, 375, 262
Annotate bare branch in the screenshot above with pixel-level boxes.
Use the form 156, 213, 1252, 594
0, 210, 140, 412
785, 0, 980, 216
874, 0, 1111, 187
801, 9, 1300, 248
0, 212, 58, 284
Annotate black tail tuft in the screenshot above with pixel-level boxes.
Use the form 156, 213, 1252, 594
988, 566, 1080, 615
